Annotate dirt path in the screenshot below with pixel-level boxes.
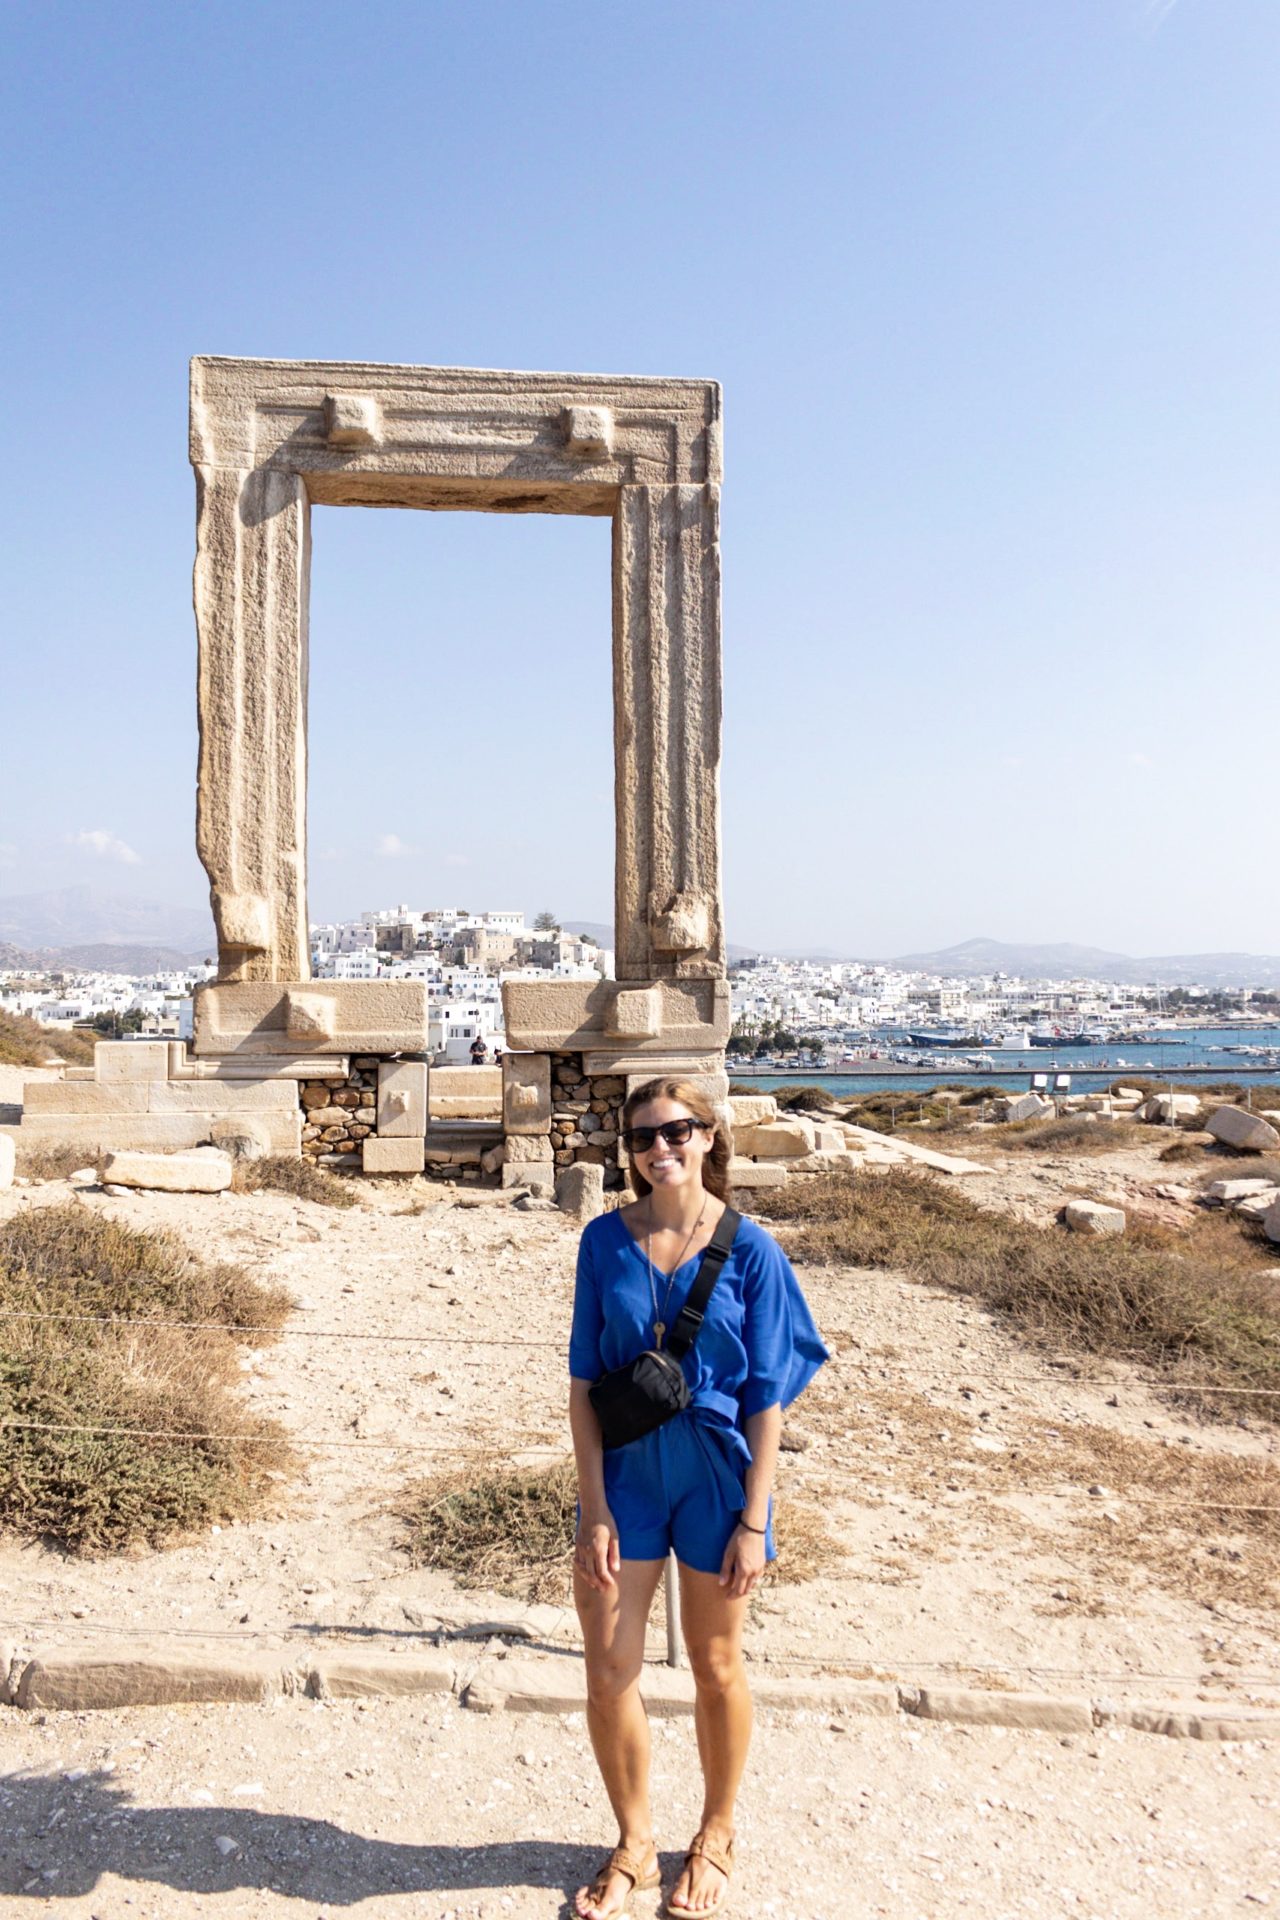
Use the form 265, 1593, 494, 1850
3, 1692, 1277, 1917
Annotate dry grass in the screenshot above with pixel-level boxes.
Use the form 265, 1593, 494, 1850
234, 1154, 358, 1208
11, 1141, 90, 1181
788, 1358, 1280, 1611
758, 1168, 1280, 1425
993, 1116, 1143, 1156
398, 1460, 578, 1602
397, 1460, 837, 1601
0, 1204, 294, 1551
0, 1010, 95, 1068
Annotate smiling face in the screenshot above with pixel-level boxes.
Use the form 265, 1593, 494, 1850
626, 1096, 716, 1197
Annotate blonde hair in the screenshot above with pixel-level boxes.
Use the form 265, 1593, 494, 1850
622, 1077, 731, 1204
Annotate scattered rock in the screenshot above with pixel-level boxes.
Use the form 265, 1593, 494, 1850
1203, 1178, 1275, 1204
1004, 1093, 1055, 1124
97, 1147, 234, 1194
1141, 1093, 1201, 1122
556, 1161, 604, 1221
1063, 1199, 1126, 1237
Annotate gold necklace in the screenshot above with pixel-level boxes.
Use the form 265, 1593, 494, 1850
644, 1196, 708, 1348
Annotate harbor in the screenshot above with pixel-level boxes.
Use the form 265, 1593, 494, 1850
730, 1024, 1280, 1099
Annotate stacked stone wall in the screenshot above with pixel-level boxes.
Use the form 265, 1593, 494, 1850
300, 1056, 380, 1166
550, 1056, 626, 1191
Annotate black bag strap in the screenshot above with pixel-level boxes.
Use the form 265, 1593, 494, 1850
664, 1206, 742, 1360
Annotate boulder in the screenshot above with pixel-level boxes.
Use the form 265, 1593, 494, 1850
1265, 1199, 1280, 1247
209, 1116, 272, 1162
0, 1134, 13, 1191
1206, 1107, 1280, 1153
726, 1095, 778, 1127
1063, 1199, 1125, 1237
98, 1147, 233, 1193
556, 1162, 605, 1222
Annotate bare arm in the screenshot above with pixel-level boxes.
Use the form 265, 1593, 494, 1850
569, 1377, 619, 1591
719, 1402, 782, 1596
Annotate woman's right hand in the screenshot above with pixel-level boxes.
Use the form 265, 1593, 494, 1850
574, 1507, 620, 1591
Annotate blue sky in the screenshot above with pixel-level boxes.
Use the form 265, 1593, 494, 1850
2, 0, 1276, 957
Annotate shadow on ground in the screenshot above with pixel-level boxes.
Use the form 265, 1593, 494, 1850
0, 1767, 607, 1906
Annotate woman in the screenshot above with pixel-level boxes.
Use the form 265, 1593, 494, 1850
569, 1077, 827, 1919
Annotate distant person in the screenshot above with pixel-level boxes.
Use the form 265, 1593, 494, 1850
469, 1035, 488, 1065
569, 1077, 827, 1920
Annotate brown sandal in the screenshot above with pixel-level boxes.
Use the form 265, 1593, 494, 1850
578, 1845, 661, 1917
666, 1830, 734, 1917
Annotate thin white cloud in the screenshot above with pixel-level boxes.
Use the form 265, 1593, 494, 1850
1128, 751, 1154, 768
0, 841, 16, 868
444, 852, 470, 868
74, 829, 142, 866
376, 833, 415, 858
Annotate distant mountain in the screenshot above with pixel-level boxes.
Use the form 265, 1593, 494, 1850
0, 886, 215, 954
885, 938, 1280, 989
555, 918, 614, 948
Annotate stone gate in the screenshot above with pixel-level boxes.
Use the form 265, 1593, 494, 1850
190, 357, 731, 1181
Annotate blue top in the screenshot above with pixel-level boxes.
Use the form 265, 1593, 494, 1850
569, 1208, 828, 1424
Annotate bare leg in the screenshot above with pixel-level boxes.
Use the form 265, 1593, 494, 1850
573, 1556, 665, 1918
668, 1563, 752, 1914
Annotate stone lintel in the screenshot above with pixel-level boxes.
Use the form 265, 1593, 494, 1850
193, 981, 429, 1056
585, 1051, 727, 1082
191, 358, 721, 488
501, 979, 728, 1056
168, 1047, 351, 1081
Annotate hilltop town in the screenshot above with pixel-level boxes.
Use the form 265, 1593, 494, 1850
1, 900, 1274, 1068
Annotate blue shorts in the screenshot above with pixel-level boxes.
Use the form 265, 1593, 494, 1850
599, 1408, 775, 1576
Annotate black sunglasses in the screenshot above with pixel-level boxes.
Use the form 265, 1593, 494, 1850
622, 1117, 712, 1154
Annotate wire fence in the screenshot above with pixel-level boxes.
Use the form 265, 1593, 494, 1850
1, 1419, 1277, 1516
3, 1308, 1279, 1398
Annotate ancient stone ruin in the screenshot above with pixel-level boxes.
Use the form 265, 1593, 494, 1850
11, 358, 732, 1189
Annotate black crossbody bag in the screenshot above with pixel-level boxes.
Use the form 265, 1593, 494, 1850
589, 1206, 742, 1451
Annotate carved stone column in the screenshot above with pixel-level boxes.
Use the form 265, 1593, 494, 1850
194, 464, 311, 982
613, 482, 723, 982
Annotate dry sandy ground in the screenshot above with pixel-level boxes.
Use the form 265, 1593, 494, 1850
3, 1693, 1277, 1918
3, 1157, 1277, 1708
2, 1133, 1279, 1914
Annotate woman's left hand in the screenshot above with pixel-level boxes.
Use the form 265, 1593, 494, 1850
719, 1522, 767, 1597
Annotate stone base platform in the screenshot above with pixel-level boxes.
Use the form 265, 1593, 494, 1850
2, 1040, 302, 1158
